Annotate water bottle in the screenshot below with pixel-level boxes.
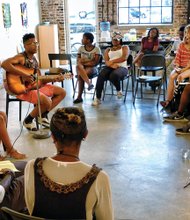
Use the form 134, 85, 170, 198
100, 21, 111, 41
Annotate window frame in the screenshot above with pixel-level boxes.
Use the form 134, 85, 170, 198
118, 0, 174, 26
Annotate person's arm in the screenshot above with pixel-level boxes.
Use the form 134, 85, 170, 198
110, 46, 129, 64
0, 170, 15, 203
173, 43, 182, 68
2, 55, 34, 84
177, 68, 190, 82
152, 39, 159, 52
94, 172, 114, 220
24, 160, 35, 215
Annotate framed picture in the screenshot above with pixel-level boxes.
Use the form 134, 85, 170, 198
20, 2, 28, 27
2, 3, 11, 28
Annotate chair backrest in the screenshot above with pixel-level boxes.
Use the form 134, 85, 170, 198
1, 207, 44, 220
48, 53, 73, 73
141, 54, 166, 68
1, 207, 79, 220
127, 54, 133, 67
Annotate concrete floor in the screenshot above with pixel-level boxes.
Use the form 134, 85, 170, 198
1, 77, 190, 220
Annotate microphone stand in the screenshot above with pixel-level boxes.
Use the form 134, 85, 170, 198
32, 70, 51, 139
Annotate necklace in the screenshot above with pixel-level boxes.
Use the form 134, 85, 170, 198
57, 152, 79, 160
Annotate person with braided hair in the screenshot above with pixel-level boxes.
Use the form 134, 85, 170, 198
24, 107, 113, 219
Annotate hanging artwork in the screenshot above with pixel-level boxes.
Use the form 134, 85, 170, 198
2, 3, 12, 28
20, 2, 28, 27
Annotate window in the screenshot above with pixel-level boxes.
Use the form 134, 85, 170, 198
118, 0, 173, 25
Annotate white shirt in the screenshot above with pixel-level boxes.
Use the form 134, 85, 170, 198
24, 158, 114, 220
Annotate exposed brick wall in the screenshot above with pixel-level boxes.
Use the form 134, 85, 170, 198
40, 0, 188, 52
97, 0, 188, 37
40, 0, 66, 53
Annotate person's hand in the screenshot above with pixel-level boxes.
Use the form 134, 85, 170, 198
175, 67, 182, 74
177, 73, 184, 83
106, 60, 114, 67
54, 74, 65, 82
1, 169, 15, 178
22, 74, 34, 83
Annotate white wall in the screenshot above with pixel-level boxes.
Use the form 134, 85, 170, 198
0, 0, 40, 62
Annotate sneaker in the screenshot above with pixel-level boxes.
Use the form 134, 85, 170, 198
73, 98, 83, 104
117, 91, 123, 99
163, 112, 188, 122
23, 121, 37, 131
37, 117, 50, 128
92, 98, 101, 106
176, 123, 190, 135
88, 83, 94, 91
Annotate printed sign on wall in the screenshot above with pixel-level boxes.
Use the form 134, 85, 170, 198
20, 2, 28, 27
2, 3, 11, 28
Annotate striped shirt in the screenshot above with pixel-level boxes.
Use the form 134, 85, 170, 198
174, 42, 190, 68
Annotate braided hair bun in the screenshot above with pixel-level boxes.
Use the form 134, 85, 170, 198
50, 107, 87, 141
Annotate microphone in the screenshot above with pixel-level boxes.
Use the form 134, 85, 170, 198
32, 68, 51, 139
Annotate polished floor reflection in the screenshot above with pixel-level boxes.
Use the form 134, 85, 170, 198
1, 79, 190, 220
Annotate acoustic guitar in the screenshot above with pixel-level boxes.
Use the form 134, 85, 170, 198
4, 65, 72, 95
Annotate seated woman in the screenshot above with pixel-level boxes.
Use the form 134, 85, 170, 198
161, 24, 190, 108
0, 111, 26, 159
24, 107, 114, 219
133, 27, 160, 67
73, 32, 101, 104
92, 32, 130, 106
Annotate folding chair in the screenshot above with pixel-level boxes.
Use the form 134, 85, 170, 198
133, 53, 166, 106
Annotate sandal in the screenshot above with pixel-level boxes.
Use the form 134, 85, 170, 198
8, 149, 26, 159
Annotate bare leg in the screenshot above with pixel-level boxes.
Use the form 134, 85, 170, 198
77, 75, 85, 99
75, 67, 95, 100
76, 63, 91, 85
29, 86, 66, 118
0, 112, 26, 159
166, 70, 178, 101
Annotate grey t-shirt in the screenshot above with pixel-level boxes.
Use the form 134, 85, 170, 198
78, 45, 101, 62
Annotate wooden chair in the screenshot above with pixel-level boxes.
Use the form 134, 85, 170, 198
45, 53, 75, 91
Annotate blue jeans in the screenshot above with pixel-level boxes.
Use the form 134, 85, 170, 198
95, 66, 128, 99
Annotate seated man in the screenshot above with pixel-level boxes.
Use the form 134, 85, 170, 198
73, 32, 101, 104
0, 161, 26, 219
2, 33, 66, 131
